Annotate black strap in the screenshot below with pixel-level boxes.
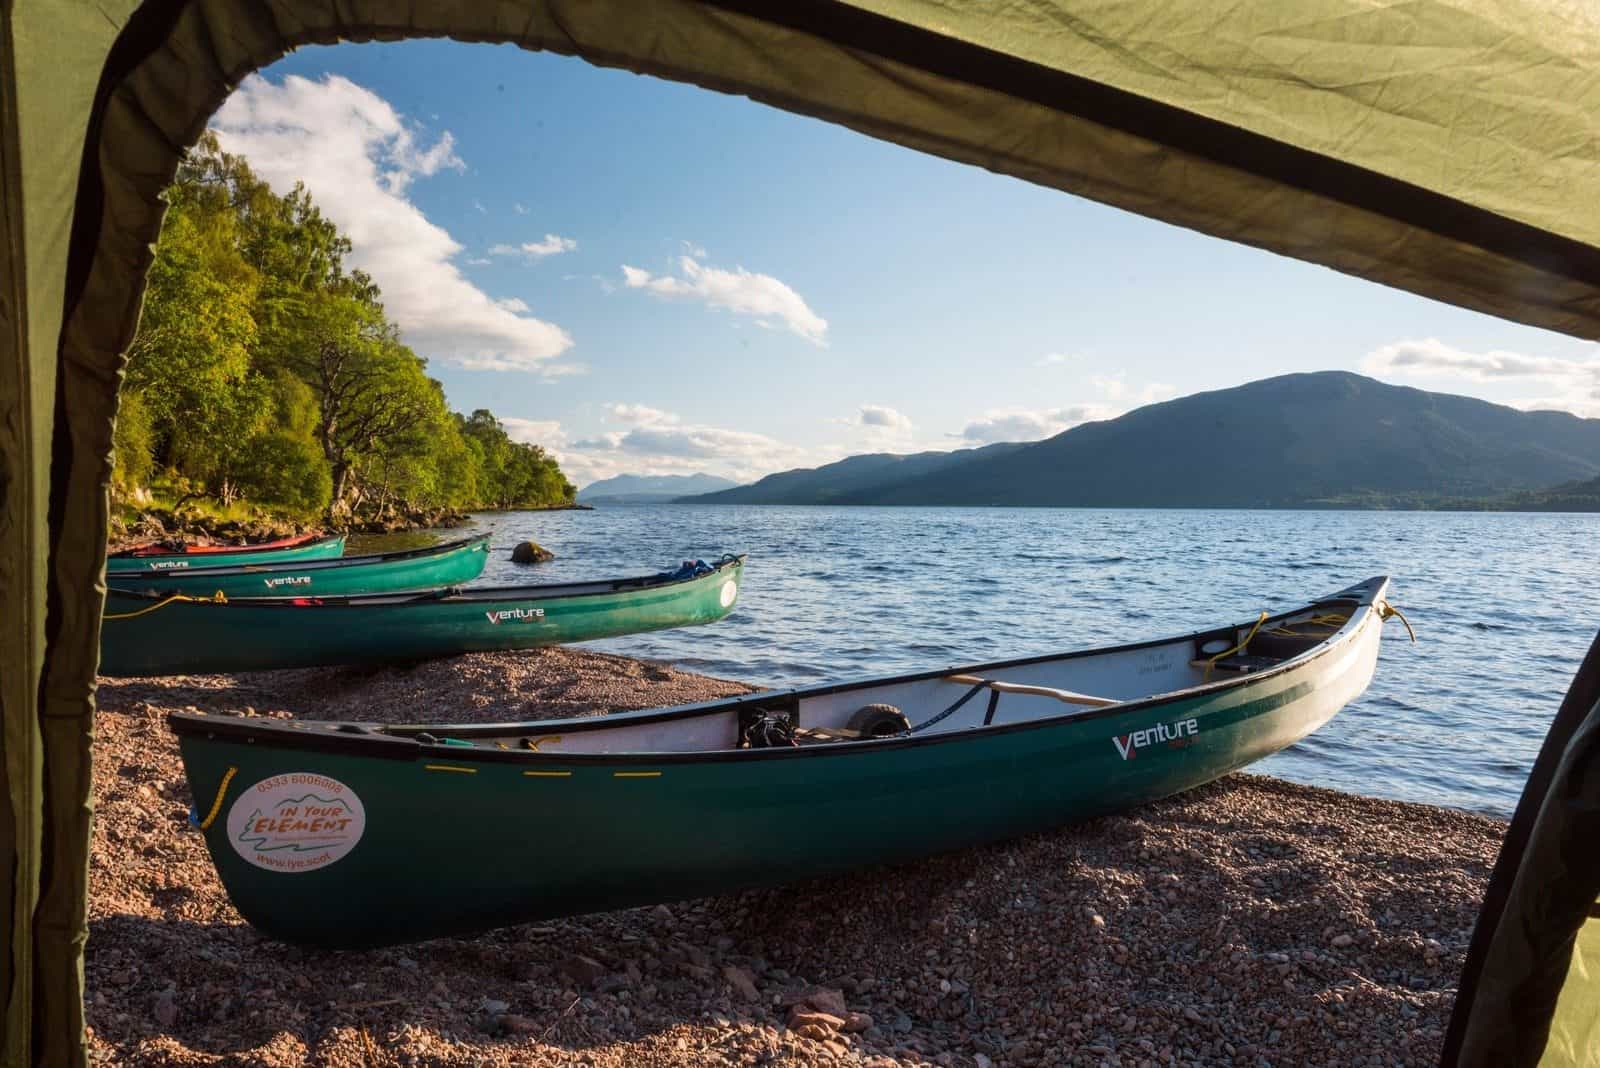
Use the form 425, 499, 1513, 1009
911, 683, 984, 734
983, 689, 1001, 726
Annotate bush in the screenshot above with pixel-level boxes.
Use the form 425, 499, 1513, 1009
232, 431, 333, 514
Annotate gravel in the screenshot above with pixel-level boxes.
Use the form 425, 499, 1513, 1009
88, 650, 1503, 1066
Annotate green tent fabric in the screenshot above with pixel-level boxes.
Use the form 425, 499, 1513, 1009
4, 1, 1600, 1063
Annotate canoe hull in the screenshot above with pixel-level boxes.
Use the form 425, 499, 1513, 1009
173, 590, 1380, 948
106, 533, 346, 572
101, 559, 744, 676
105, 535, 488, 600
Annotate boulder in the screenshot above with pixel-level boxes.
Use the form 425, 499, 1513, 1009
511, 540, 555, 564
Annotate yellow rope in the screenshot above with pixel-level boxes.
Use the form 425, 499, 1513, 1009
197, 766, 237, 830
104, 589, 228, 620
1205, 611, 1270, 682
1379, 600, 1417, 642
1264, 612, 1350, 637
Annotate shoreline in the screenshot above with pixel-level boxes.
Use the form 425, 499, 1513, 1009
90, 650, 1501, 1066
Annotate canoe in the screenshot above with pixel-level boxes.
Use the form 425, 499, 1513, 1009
106, 532, 346, 572
169, 576, 1400, 948
104, 534, 489, 600
102, 555, 746, 677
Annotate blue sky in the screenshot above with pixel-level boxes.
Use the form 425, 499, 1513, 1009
218, 39, 1600, 487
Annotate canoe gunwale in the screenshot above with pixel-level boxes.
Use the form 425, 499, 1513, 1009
105, 533, 490, 586
167, 576, 1390, 766
108, 531, 341, 559
108, 553, 747, 609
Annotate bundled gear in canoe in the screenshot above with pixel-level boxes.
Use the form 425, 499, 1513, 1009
101, 554, 746, 677
104, 534, 488, 599
169, 576, 1404, 948
106, 532, 347, 572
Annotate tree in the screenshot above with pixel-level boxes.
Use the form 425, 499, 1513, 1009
112, 132, 575, 524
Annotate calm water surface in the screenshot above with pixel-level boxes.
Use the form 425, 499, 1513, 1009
359, 506, 1600, 818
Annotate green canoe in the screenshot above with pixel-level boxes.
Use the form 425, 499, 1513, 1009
102, 554, 745, 677
104, 534, 488, 601
106, 532, 346, 572
169, 576, 1401, 948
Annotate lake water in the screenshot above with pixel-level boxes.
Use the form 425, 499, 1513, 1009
361, 506, 1600, 818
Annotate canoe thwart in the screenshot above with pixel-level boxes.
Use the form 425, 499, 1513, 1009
945, 674, 1118, 708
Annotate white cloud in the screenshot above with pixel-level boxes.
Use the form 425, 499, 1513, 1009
681, 240, 708, 258
620, 255, 827, 344
212, 74, 574, 374
857, 404, 913, 431
958, 405, 1119, 445
1090, 375, 1176, 405
464, 257, 491, 266
1036, 352, 1076, 367
491, 234, 577, 260
500, 418, 567, 448
604, 402, 677, 426
527, 404, 827, 484
955, 375, 1173, 444
513, 203, 528, 215
473, 199, 487, 214
1364, 338, 1600, 415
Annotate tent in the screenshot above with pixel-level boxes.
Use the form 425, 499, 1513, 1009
2, 1, 1597, 1063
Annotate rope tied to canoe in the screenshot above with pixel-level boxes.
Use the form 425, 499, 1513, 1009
104, 589, 228, 620
1204, 611, 1270, 682
195, 766, 237, 831
1378, 600, 1417, 642
1264, 612, 1349, 638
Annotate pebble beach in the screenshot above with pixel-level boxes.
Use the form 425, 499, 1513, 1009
89, 649, 1505, 1067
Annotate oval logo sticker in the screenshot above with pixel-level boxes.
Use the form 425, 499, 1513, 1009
226, 773, 366, 873
720, 579, 738, 608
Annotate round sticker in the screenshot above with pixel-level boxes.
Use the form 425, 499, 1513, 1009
225, 772, 366, 873
720, 579, 738, 608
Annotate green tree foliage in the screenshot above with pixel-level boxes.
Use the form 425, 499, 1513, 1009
113, 133, 574, 522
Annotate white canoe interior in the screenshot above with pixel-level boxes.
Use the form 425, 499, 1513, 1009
391, 579, 1390, 757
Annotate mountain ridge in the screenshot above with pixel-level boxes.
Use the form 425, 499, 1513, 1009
578, 472, 740, 504
683, 372, 1600, 509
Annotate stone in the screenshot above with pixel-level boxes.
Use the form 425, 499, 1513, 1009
789, 1009, 846, 1032
1331, 934, 1355, 948
842, 1011, 873, 1033
501, 1014, 538, 1035
480, 998, 510, 1016
783, 985, 848, 1018
558, 954, 608, 987
723, 965, 760, 1002
511, 540, 555, 564
153, 990, 177, 1028
795, 1023, 834, 1042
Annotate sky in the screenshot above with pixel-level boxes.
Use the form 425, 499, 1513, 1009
212, 39, 1600, 488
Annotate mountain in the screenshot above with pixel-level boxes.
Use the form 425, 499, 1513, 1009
689, 442, 1028, 504
685, 372, 1600, 508
577, 472, 741, 504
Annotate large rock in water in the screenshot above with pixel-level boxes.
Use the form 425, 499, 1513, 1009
511, 540, 554, 564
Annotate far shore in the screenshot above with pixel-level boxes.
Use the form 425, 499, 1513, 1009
89, 649, 1497, 1067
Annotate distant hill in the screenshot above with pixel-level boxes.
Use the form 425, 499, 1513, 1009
685, 372, 1600, 508
689, 442, 1027, 504
578, 472, 740, 504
